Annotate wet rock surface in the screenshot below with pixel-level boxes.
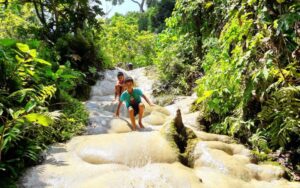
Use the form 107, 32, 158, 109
20, 67, 300, 188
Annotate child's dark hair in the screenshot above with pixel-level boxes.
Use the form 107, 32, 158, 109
117, 72, 124, 77
125, 76, 134, 83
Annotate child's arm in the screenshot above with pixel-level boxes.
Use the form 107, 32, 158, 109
115, 101, 123, 117
114, 84, 120, 101
114, 85, 118, 100
142, 94, 154, 106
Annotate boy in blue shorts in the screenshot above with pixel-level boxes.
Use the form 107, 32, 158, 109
115, 77, 154, 131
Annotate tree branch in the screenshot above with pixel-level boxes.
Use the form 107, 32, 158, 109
131, 0, 141, 6
32, 0, 47, 26
130, 0, 145, 12
40, 0, 47, 26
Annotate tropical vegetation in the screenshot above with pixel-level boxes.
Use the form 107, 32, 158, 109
153, 0, 300, 178
0, 0, 299, 185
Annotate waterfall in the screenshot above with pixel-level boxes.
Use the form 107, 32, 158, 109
20, 68, 300, 188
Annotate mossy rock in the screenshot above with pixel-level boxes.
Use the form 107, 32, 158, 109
160, 109, 198, 166
160, 119, 180, 155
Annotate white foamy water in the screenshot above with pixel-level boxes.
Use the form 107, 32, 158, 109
20, 67, 300, 188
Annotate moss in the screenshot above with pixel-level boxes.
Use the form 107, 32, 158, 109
181, 138, 200, 167
160, 110, 198, 167
260, 160, 294, 180
259, 161, 282, 166
160, 120, 181, 156
251, 150, 293, 180
251, 150, 272, 162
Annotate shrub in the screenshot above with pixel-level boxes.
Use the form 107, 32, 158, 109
0, 41, 88, 184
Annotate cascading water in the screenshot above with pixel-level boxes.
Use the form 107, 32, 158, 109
20, 68, 300, 188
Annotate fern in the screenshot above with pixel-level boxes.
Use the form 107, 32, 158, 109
6, 85, 57, 108
258, 86, 300, 148
23, 144, 42, 161
249, 129, 270, 153
34, 85, 56, 104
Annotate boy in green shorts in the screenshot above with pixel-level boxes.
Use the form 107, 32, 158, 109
115, 77, 154, 131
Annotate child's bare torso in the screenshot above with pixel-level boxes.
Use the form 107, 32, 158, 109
115, 81, 127, 99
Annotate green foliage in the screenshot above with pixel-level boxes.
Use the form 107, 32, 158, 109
0, 41, 88, 183
136, 0, 176, 33
153, 0, 299, 164
258, 86, 300, 148
0, 2, 39, 39
14, 0, 104, 43
193, 0, 300, 153
148, 1, 300, 178
52, 91, 88, 141
100, 14, 156, 67
251, 150, 272, 162
0, 0, 107, 184
153, 0, 229, 95
154, 31, 201, 95
150, 0, 175, 33
56, 29, 108, 83
1, 0, 109, 94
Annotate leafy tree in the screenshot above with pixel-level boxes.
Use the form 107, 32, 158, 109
0, 1, 39, 39
9, 0, 105, 43
147, 0, 175, 32
100, 14, 156, 67
105, 0, 174, 32
154, 0, 300, 169
177, 1, 300, 170
0, 0, 105, 184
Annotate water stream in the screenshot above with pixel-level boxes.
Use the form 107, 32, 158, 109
21, 68, 300, 188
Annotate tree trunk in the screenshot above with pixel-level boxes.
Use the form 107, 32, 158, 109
140, 0, 145, 12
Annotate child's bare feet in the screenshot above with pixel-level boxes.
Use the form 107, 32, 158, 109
139, 121, 144, 128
